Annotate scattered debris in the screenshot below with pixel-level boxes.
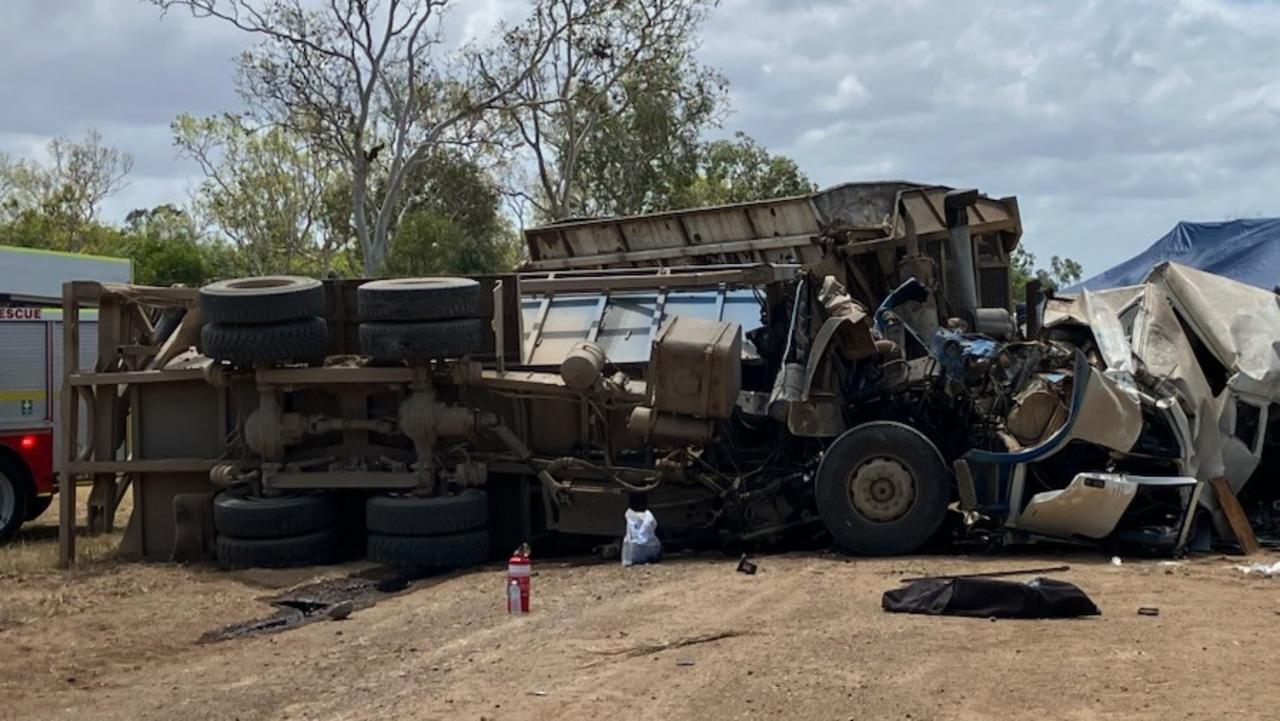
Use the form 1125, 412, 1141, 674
899, 565, 1070, 583
1111, 557, 1123, 567
676, 660, 695, 667
1210, 477, 1263, 556
736, 555, 758, 575
621, 509, 662, 567
1138, 607, 1160, 616
199, 568, 418, 642
882, 577, 1100, 619
1236, 561, 1280, 577
327, 600, 354, 621
581, 630, 745, 666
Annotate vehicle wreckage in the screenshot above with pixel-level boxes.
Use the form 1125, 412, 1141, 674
51, 181, 1280, 568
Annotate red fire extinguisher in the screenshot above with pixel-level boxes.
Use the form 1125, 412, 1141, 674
507, 543, 531, 614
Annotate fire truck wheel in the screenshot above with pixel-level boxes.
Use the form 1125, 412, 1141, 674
357, 277, 482, 322
366, 489, 488, 536
367, 529, 490, 570
202, 317, 329, 365
359, 319, 483, 363
24, 494, 53, 522
216, 529, 338, 569
814, 421, 951, 556
200, 276, 325, 325
214, 491, 338, 539
0, 458, 31, 543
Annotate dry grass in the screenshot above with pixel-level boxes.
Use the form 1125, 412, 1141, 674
0, 486, 133, 577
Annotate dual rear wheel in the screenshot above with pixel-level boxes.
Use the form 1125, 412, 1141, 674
212, 488, 490, 570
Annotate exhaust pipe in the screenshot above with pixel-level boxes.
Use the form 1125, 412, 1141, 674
943, 188, 980, 324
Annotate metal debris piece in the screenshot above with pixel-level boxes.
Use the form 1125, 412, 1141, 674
898, 565, 1070, 584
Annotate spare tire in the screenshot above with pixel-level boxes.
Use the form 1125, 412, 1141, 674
213, 491, 337, 539
216, 529, 338, 569
202, 317, 329, 365
366, 490, 488, 536
367, 529, 490, 570
200, 276, 325, 325
357, 278, 481, 322
359, 319, 483, 362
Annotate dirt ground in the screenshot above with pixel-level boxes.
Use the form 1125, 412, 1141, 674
5, 500, 1280, 721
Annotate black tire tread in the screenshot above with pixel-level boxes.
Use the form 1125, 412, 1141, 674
202, 317, 329, 365
200, 276, 325, 324
213, 491, 337, 539
815, 421, 951, 556
216, 529, 339, 569
359, 319, 483, 362
367, 529, 490, 570
24, 494, 53, 522
358, 278, 481, 322
0, 458, 30, 544
366, 489, 488, 536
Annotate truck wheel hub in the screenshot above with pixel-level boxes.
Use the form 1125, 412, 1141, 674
849, 458, 915, 522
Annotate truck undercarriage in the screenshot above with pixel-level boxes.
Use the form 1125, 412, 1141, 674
54, 181, 1280, 568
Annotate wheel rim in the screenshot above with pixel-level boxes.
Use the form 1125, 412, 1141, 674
848, 457, 916, 523
0, 473, 15, 529
227, 277, 296, 290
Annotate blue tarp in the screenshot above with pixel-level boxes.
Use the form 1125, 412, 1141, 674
1072, 218, 1280, 292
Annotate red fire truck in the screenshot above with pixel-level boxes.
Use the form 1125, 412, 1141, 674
0, 246, 130, 542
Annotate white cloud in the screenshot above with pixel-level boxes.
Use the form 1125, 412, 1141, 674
819, 73, 869, 112
4, 0, 1280, 276
698, 0, 1280, 274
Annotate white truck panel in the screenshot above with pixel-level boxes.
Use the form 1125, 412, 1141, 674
0, 246, 131, 305
0, 311, 100, 473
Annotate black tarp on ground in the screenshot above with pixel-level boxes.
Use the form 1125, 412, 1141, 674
882, 577, 1100, 619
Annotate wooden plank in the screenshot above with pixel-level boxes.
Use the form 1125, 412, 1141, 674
58, 284, 79, 568
91, 294, 124, 532
1210, 476, 1262, 556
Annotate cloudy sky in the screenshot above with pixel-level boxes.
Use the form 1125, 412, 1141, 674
3, 0, 1279, 276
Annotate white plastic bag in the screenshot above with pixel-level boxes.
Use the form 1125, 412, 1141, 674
1236, 561, 1280, 577
621, 508, 662, 567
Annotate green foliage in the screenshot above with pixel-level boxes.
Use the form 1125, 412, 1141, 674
570, 58, 726, 217
670, 132, 817, 208
173, 114, 351, 276
1011, 246, 1085, 302
383, 152, 522, 276
114, 205, 238, 286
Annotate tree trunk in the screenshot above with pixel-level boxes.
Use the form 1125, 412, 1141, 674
351, 166, 378, 277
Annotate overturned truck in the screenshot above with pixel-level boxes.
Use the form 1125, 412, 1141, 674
56, 181, 1274, 568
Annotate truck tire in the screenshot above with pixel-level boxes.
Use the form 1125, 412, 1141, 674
359, 319, 483, 362
367, 529, 490, 570
216, 529, 338, 569
814, 421, 951, 556
24, 494, 53, 522
202, 317, 328, 365
0, 458, 31, 543
366, 489, 488, 536
357, 278, 481, 322
200, 276, 325, 325
213, 491, 337, 539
